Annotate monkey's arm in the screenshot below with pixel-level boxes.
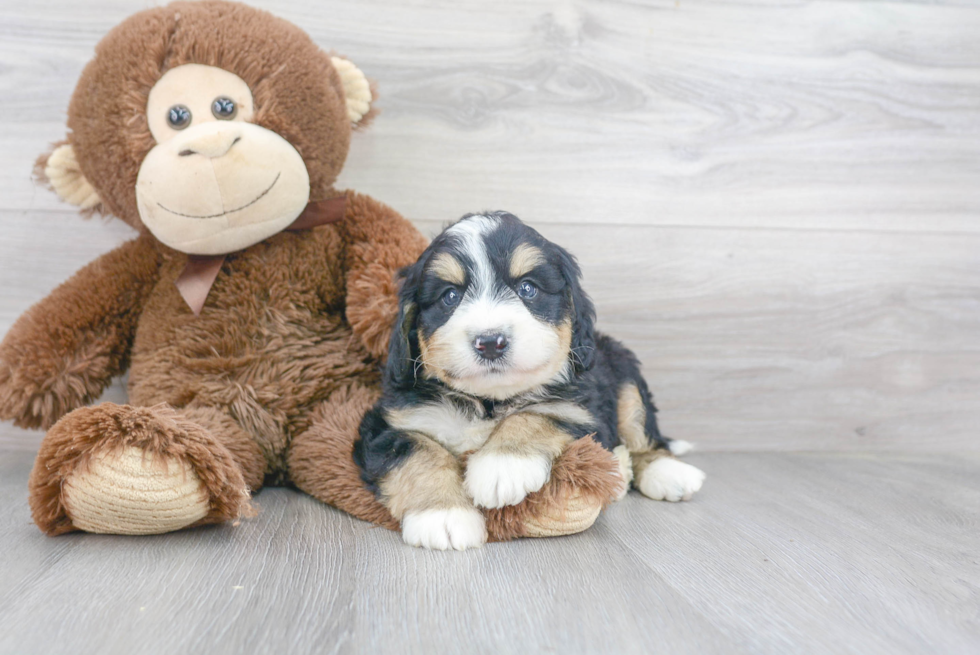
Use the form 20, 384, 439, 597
0, 235, 162, 429
336, 191, 429, 361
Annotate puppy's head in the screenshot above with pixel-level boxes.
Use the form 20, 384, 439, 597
386, 211, 596, 400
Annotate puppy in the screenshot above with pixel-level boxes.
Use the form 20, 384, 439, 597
354, 212, 705, 550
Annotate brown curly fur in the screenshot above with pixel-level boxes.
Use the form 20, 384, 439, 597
0, 236, 162, 430
3, 0, 622, 540
287, 384, 400, 531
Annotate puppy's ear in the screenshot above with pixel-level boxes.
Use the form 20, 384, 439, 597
384, 257, 425, 389
557, 246, 597, 372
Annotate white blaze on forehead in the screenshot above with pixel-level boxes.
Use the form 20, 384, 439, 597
444, 214, 518, 338
444, 215, 500, 295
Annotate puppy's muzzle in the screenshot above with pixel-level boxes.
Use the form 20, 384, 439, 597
473, 333, 508, 361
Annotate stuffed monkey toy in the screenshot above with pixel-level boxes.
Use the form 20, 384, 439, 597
0, 1, 622, 542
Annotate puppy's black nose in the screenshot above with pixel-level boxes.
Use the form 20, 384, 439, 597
473, 333, 508, 360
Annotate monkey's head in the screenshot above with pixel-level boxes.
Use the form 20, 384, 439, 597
38, 1, 375, 255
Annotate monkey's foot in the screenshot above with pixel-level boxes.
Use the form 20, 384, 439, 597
29, 403, 252, 536
62, 446, 210, 534
521, 489, 604, 538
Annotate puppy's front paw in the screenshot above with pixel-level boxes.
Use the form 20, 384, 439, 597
638, 458, 705, 502
401, 507, 487, 551
465, 452, 552, 509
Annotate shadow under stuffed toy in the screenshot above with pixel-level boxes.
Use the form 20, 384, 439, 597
0, 0, 623, 542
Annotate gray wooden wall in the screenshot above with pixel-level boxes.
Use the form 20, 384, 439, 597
1, 0, 978, 452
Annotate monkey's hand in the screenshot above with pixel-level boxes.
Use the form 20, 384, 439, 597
0, 236, 161, 429
337, 191, 429, 362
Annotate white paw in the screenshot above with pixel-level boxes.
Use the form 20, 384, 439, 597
667, 439, 694, 456
638, 458, 705, 502
401, 507, 487, 551
465, 452, 552, 509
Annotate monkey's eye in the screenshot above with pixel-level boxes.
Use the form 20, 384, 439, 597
442, 288, 461, 307
518, 280, 538, 299
166, 105, 192, 130
211, 97, 237, 120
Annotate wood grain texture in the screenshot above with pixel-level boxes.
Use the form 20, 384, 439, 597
1, 0, 979, 231
2, 448, 979, 655
1, 0, 979, 452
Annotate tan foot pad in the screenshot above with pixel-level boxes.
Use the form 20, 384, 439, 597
522, 491, 603, 538
63, 446, 210, 535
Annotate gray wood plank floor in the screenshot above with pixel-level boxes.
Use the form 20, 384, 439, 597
2, 448, 978, 655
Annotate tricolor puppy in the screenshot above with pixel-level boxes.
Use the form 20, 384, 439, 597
354, 212, 705, 550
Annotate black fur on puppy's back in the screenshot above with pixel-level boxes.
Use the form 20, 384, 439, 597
352, 405, 415, 494
559, 332, 668, 452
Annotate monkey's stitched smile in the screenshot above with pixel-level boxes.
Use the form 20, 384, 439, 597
156, 172, 281, 219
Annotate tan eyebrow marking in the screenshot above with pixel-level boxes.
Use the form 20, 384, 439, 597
509, 243, 546, 279
429, 252, 466, 285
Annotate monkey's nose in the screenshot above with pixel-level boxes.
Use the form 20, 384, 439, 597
473, 333, 509, 361
177, 128, 242, 158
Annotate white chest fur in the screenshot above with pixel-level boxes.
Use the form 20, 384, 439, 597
386, 399, 498, 456
385, 397, 596, 457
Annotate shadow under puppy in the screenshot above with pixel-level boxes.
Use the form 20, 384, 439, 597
354, 212, 705, 549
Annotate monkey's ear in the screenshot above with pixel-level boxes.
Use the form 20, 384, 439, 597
330, 57, 373, 126
36, 143, 102, 210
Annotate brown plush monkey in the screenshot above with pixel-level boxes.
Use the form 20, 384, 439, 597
0, 1, 622, 541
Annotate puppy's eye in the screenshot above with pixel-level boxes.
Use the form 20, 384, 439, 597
211, 96, 237, 120
518, 280, 538, 299
166, 105, 192, 130
442, 288, 461, 307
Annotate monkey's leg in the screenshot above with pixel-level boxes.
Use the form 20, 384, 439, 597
29, 403, 263, 536
286, 384, 400, 531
